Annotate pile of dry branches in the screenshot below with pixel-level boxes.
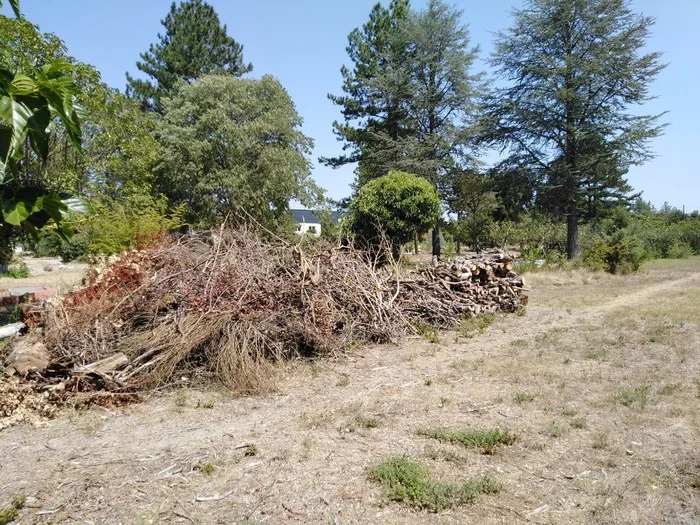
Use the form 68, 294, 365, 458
29, 228, 526, 395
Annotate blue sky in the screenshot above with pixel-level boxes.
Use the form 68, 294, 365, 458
4, 0, 699, 212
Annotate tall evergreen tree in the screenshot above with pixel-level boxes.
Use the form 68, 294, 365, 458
481, 0, 666, 259
126, 0, 252, 113
323, 0, 412, 186
399, 0, 481, 257
327, 0, 482, 258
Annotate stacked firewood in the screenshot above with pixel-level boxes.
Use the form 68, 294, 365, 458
396, 255, 527, 327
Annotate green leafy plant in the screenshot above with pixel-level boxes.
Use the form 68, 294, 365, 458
419, 427, 516, 455
1, 262, 29, 278
368, 456, 501, 512
0, 494, 25, 525
348, 171, 440, 260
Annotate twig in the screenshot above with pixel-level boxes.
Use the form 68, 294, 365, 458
194, 490, 234, 502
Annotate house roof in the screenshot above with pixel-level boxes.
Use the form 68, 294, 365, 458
291, 209, 341, 224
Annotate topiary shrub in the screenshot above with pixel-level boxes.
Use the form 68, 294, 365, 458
348, 171, 441, 260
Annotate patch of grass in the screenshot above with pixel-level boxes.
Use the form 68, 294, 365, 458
336, 373, 349, 387
694, 379, 700, 398
592, 430, 610, 450
585, 348, 609, 361
195, 461, 215, 476
570, 416, 587, 429
458, 313, 496, 338
415, 322, 440, 343
616, 385, 651, 409
1, 263, 30, 279
562, 405, 577, 417
354, 414, 381, 429
439, 397, 452, 408
658, 383, 681, 396
547, 421, 568, 438
244, 444, 258, 457
174, 390, 187, 408
196, 399, 215, 409
419, 427, 516, 455
368, 456, 501, 512
0, 495, 25, 525
510, 338, 529, 347
0, 306, 21, 326
514, 391, 535, 404
424, 378, 432, 387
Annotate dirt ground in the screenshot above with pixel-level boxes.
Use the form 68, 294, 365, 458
1, 257, 699, 524
0, 258, 88, 294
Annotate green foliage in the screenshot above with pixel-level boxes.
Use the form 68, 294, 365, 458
448, 171, 497, 252
368, 456, 501, 512
126, 0, 252, 113
157, 74, 321, 229
482, 0, 666, 258
0, 494, 25, 525
1, 261, 29, 278
0, 16, 90, 269
327, 0, 483, 257
348, 170, 440, 259
80, 196, 184, 256
323, 0, 411, 181
418, 427, 516, 455
582, 228, 647, 274
458, 313, 495, 338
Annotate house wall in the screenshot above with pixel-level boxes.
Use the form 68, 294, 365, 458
296, 222, 321, 236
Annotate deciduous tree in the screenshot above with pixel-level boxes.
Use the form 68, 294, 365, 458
157, 74, 321, 229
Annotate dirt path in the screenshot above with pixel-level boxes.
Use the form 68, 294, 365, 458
2, 259, 699, 524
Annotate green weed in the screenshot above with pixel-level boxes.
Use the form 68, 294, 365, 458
458, 313, 496, 338
658, 383, 681, 396
195, 461, 215, 476
514, 391, 535, 404
368, 456, 501, 512
616, 385, 651, 409
419, 427, 516, 455
0, 495, 25, 525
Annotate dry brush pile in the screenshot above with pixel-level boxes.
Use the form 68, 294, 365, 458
6, 227, 527, 398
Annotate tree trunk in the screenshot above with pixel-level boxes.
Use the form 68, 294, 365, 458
413, 233, 418, 255
566, 212, 579, 260
391, 241, 401, 262
432, 221, 441, 260
0, 226, 14, 274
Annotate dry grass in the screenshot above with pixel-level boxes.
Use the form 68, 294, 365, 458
0, 257, 699, 523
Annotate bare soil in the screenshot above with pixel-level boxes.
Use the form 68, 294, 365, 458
1, 257, 699, 524
0, 258, 88, 294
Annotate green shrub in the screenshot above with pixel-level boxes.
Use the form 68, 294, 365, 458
418, 427, 516, 455
348, 171, 440, 260
666, 241, 693, 259
1, 262, 30, 279
81, 198, 185, 256
368, 456, 501, 512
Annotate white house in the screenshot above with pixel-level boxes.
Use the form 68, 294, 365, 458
291, 209, 340, 236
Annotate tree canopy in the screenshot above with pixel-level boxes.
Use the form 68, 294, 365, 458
348, 170, 440, 260
157, 74, 321, 229
481, 0, 666, 258
327, 0, 483, 258
126, 0, 252, 113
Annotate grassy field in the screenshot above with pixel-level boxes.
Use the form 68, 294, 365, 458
1, 257, 699, 524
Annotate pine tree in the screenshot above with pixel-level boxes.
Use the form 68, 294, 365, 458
323, 0, 412, 185
327, 0, 482, 258
482, 0, 666, 259
126, 0, 252, 112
